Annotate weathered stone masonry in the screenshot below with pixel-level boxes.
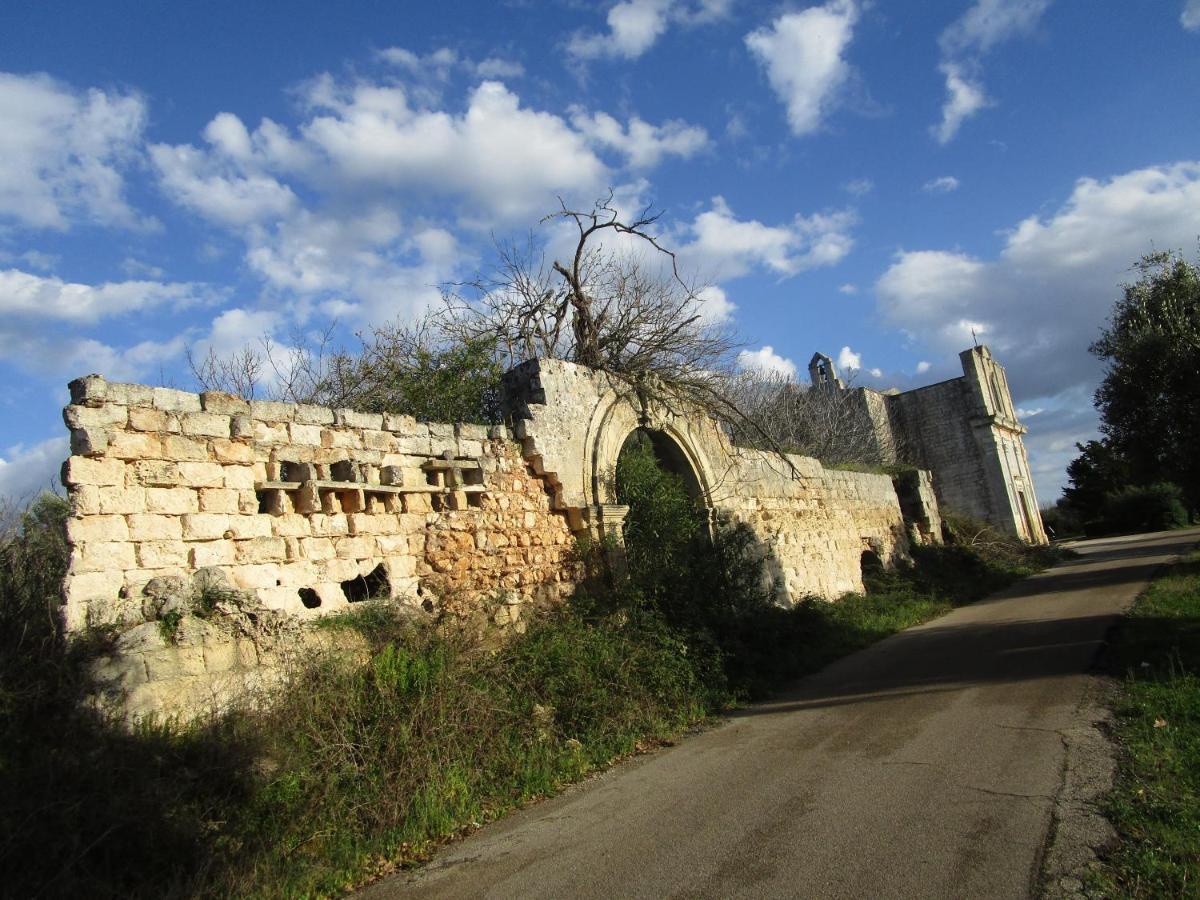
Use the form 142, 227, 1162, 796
61, 376, 578, 635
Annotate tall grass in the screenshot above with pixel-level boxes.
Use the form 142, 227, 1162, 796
1092, 551, 1200, 897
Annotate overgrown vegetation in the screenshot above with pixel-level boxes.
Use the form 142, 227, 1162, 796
0, 459, 1059, 897
1091, 551, 1200, 897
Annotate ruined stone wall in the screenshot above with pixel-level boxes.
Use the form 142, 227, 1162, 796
504, 358, 932, 603
61, 376, 578, 637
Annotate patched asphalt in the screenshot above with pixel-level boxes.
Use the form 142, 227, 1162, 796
359, 528, 1200, 900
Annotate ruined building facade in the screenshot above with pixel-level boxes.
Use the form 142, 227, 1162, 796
807, 345, 1046, 544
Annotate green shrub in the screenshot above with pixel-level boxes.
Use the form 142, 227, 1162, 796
1102, 482, 1189, 534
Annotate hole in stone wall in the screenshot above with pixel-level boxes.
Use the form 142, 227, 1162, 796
331, 460, 355, 482
299, 587, 321, 609
466, 493, 482, 508
256, 490, 270, 513
279, 460, 302, 482
341, 563, 389, 603
430, 494, 445, 512
425, 470, 440, 487
860, 550, 883, 582
462, 467, 484, 486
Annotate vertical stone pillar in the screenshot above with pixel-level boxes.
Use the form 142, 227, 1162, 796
586, 503, 630, 580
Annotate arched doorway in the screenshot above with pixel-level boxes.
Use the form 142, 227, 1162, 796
617, 427, 707, 509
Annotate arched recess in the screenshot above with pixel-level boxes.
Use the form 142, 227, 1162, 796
581, 386, 716, 514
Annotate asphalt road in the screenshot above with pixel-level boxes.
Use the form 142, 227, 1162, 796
361, 528, 1200, 900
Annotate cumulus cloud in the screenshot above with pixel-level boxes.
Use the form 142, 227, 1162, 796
566, 0, 730, 62
745, 0, 859, 136
923, 174, 961, 193
0, 72, 148, 230
875, 160, 1200, 403
915, 360, 931, 374
844, 177, 873, 196
568, 109, 708, 168
738, 345, 797, 379
695, 285, 736, 323
838, 283, 858, 294
0, 437, 69, 501
836, 345, 861, 371
0, 268, 210, 323
678, 196, 855, 280
1185, 0, 1200, 30
932, 1, 1052, 143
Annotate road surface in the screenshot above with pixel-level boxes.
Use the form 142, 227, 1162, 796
361, 528, 1199, 899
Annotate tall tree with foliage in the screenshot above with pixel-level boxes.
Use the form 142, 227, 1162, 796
1089, 250, 1200, 515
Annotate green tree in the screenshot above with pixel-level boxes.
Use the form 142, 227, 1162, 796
1090, 250, 1200, 516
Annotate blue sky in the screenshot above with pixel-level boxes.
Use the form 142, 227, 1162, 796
2, 0, 1199, 504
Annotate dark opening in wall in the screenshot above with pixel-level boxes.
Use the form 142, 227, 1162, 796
466, 493, 482, 508
430, 494, 445, 512
341, 564, 389, 603
298, 587, 321, 609
860, 549, 883, 583
256, 490, 270, 513
331, 460, 356, 482
279, 460, 303, 482
462, 467, 484, 486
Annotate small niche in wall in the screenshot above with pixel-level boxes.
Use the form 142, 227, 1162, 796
298, 587, 321, 609
341, 564, 389, 603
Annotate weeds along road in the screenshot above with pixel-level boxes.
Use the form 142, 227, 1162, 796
360, 528, 1200, 900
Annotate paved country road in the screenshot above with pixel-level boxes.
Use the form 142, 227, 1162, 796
360, 528, 1200, 900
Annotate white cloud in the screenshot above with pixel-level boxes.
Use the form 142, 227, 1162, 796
923, 175, 961, 193
695, 285, 736, 323
915, 360, 931, 374
933, 1, 1051, 143
565, 0, 728, 61
875, 161, 1200, 403
569, 109, 709, 168
738, 345, 797, 379
1185, 0, 1200, 30
475, 57, 525, 79
0, 437, 69, 501
836, 345, 861, 371
0, 72, 148, 230
939, 0, 1053, 56
378, 46, 525, 82
838, 283, 858, 294
932, 63, 990, 145
745, 1, 859, 137
844, 177, 873, 197
0, 268, 210, 323
678, 196, 855, 280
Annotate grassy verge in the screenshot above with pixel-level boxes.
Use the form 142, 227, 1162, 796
0, 492, 1061, 898
1091, 550, 1200, 897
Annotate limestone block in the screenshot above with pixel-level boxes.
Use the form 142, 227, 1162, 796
97, 486, 146, 515
68, 374, 107, 406
236, 536, 287, 564
144, 645, 207, 681
225, 515, 272, 539
288, 423, 323, 446
161, 435, 209, 461
66, 514, 129, 544
69, 484, 102, 515
69, 426, 110, 457
211, 439, 255, 464
106, 432, 162, 460
134, 460, 180, 487
457, 423, 489, 442
254, 585, 307, 614
386, 554, 417, 577
335, 409, 383, 430
64, 403, 128, 429
128, 407, 174, 433
238, 490, 260, 514
404, 493, 433, 514
62, 456, 125, 486
274, 561, 318, 586
181, 513, 230, 541
145, 487, 198, 515
308, 513, 349, 537
271, 514, 311, 538
347, 513, 396, 535
137, 540, 189, 568
231, 563, 282, 590
322, 558, 362, 582
231, 415, 255, 439
376, 534, 410, 555
127, 514, 182, 541
180, 412, 231, 439
382, 412, 418, 432
393, 432, 432, 455
190, 541, 236, 567
458, 439, 484, 458
363, 430, 394, 451
65, 568, 125, 603
200, 391, 250, 416
72, 540, 136, 573
295, 403, 335, 426
153, 387, 203, 413
198, 488, 239, 514
249, 399, 295, 422
252, 421, 289, 444
321, 428, 362, 450
223, 466, 256, 490
177, 461, 225, 488
301, 537, 335, 560
335, 535, 375, 559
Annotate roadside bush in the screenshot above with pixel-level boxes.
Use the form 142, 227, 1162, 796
1094, 482, 1189, 535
